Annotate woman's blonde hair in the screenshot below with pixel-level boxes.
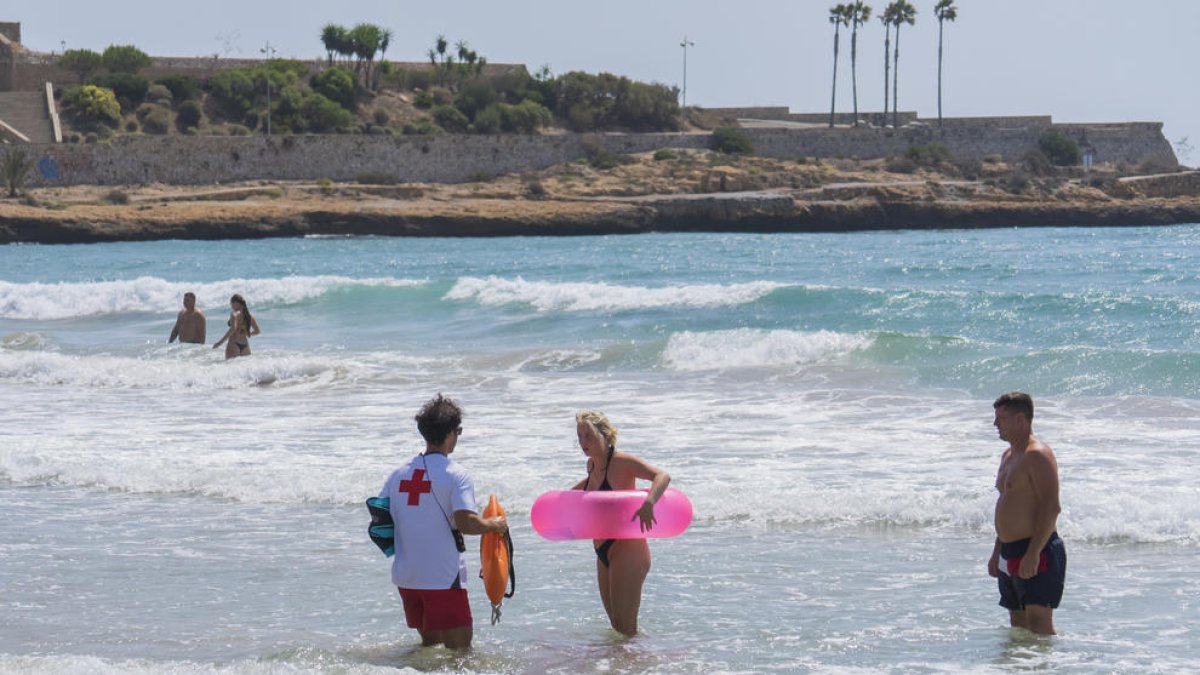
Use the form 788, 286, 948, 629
576, 410, 618, 451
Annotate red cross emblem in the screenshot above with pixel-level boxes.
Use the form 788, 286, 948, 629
398, 469, 432, 506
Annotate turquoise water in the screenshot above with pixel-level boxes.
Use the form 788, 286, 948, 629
1, 228, 1197, 673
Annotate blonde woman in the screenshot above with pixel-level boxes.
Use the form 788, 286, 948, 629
570, 411, 671, 636
213, 294, 260, 359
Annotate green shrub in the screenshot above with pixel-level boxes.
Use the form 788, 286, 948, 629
1022, 149, 1054, 176
64, 85, 122, 129
176, 100, 204, 130
299, 93, 353, 132
905, 142, 954, 168
317, 177, 333, 194
413, 90, 434, 109
93, 73, 149, 108
402, 121, 442, 136
104, 189, 130, 204
709, 127, 754, 155
1038, 130, 1080, 166
885, 156, 918, 173
157, 75, 202, 102
431, 104, 469, 133
207, 69, 257, 118
124, 119, 139, 132
226, 124, 252, 136
553, 71, 680, 132
454, 79, 496, 121
505, 100, 552, 133
146, 83, 172, 105
373, 108, 391, 126
470, 170, 492, 182
653, 149, 677, 161
311, 67, 356, 111
101, 45, 152, 74
473, 105, 503, 134
356, 171, 400, 185
136, 103, 172, 134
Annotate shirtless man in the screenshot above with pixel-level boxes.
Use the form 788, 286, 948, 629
988, 392, 1066, 635
168, 292, 206, 344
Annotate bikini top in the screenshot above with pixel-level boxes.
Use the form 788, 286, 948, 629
583, 447, 614, 492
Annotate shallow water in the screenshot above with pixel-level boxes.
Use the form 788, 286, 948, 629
2, 228, 1197, 673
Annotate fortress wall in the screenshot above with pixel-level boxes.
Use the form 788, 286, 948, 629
22, 123, 1176, 188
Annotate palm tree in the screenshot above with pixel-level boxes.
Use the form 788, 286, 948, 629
934, 0, 958, 128
889, 0, 916, 129
320, 24, 344, 66
828, 4, 850, 128
879, 7, 895, 125
2, 149, 35, 198
847, 2, 871, 127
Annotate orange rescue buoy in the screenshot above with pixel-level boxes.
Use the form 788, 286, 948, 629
479, 493, 515, 624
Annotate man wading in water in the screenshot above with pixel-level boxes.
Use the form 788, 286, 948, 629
987, 392, 1066, 635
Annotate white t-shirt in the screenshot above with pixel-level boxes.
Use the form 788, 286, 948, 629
379, 452, 478, 589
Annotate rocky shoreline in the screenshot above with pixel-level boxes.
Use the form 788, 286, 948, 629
2, 154, 1198, 244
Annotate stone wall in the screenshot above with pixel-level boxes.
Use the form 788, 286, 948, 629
21, 120, 1177, 188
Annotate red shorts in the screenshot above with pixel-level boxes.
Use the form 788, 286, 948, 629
397, 587, 472, 631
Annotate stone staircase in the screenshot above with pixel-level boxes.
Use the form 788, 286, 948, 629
0, 90, 53, 143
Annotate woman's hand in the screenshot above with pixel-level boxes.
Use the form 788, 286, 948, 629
632, 500, 657, 532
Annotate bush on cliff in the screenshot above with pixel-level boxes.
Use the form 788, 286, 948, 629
552, 71, 680, 132
157, 75, 203, 102
176, 100, 205, 131
905, 142, 954, 168
1038, 130, 1081, 166
271, 88, 353, 133
93, 73, 150, 109
454, 79, 497, 121
709, 127, 754, 155
63, 85, 122, 130
432, 105, 470, 133
311, 67, 357, 111
135, 103, 172, 134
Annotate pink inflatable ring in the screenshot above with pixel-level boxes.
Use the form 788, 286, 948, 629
531, 488, 693, 541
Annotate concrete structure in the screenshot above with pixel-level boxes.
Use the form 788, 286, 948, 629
18, 117, 1177, 188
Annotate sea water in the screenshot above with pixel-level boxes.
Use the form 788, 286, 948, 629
1, 228, 1197, 674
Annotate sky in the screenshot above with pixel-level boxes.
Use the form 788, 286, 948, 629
12, 1, 1200, 164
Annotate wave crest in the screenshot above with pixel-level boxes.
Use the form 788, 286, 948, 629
0, 276, 424, 320
445, 276, 785, 312
664, 328, 873, 371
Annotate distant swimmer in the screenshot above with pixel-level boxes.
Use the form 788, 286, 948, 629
212, 293, 260, 359
377, 394, 507, 650
168, 292, 206, 344
987, 392, 1066, 636
570, 411, 671, 636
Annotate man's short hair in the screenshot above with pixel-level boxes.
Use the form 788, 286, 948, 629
415, 393, 463, 446
993, 391, 1034, 421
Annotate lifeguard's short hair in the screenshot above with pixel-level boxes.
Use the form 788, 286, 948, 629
416, 393, 463, 445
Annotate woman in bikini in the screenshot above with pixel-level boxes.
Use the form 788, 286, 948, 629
570, 411, 671, 636
212, 294, 260, 359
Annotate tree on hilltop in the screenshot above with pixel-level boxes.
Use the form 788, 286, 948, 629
886, 0, 916, 129
934, 0, 958, 128
879, 6, 894, 124
102, 45, 152, 75
320, 24, 348, 66
827, 4, 850, 129
847, 2, 871, 127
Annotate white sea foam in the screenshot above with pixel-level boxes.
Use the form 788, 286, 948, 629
0, 653, 408, 675
663, 328, 873, 371
445, 276, 785, 312
0, 276, 425, 320
0, 349, 442, 389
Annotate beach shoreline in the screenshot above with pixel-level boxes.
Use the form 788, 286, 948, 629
3, 153, 1198, 244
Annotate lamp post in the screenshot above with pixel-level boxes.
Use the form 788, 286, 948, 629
679, 36, 695, 110
260, 41, 276, 136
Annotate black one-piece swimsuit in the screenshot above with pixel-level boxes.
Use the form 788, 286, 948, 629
584, 448, 616, 567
